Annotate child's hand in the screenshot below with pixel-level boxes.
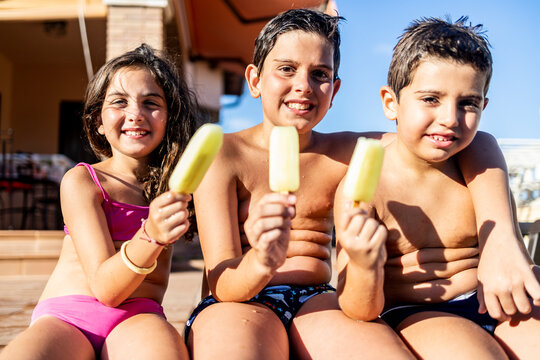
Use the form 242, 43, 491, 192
477, 237, 540, 320
339, 201, 387, 269
144, 191, 192, 245
243, 193, 296, 273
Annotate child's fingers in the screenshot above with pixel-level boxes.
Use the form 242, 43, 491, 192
525, 265, 540, 305
511, 285, 532, 314
250, 216, 291, 241
484, 292, 507, 321
477, 286, 487, 314
357, 218, 383, 242
498, 290, 518, 316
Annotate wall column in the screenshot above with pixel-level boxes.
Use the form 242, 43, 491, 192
106, 5, 164, 60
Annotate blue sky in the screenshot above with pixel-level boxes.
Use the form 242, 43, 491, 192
219, 0, 539, 139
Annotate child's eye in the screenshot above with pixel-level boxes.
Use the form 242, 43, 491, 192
460, 99, 480, 111
421, 96, 438, 104
279, 66, 295, 73
312, 70, 331, 82
109, 98, 127, 106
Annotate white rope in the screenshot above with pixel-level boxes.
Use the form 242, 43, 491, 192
78, 0, 93, 81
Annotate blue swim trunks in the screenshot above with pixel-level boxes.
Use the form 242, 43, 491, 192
380, 291, 498, 334
184, 283, 335, 340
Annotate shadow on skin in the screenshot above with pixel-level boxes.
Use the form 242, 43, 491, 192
385, 202, 450, 302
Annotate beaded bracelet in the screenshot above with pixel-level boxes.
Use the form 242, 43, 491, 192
139, 219, 177, 246
139, 219, 167, 246
120, 240, 157, 275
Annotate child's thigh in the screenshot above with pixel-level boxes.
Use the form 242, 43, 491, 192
397, 311, 507, 359
188, 302, 288, 360
102, 313, 187, 360
494, 304, 540, 359
0, 316, 94, 360
290, 293, 414, 360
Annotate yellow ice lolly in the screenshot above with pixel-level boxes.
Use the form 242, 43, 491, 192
343, 137, 384, 205
168, 123, 223, 194
269, 126, 300, 193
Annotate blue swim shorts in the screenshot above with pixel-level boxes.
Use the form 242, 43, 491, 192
380, 291, 498, 334
184, 283, 335, 340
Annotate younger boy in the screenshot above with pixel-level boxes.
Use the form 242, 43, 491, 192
336, 17, 540, 359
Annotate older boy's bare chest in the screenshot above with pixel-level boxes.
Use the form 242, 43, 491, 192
375, 165, 478, 256
236, 148, 348, 230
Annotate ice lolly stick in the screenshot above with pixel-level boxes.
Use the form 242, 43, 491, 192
168, 123, 223, 194
343, 137, 384, 206
269, 126, 300, 193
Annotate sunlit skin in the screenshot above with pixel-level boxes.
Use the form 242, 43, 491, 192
0, 66, 191, 360
99, 67, 168, 163
189, 30, 414, 359
376, 58, 489, 305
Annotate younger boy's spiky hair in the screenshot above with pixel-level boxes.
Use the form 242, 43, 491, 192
388, 16, 492, 99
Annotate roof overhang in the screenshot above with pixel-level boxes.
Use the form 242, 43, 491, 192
0, 0, 107, 21
176, 0, 336, 75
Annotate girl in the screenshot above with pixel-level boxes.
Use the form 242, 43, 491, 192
0, 44, 200, 360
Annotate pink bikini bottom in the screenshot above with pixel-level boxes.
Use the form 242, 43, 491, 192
31, 295, 165, 354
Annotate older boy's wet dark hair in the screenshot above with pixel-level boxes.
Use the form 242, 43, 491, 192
83, 44, 200, 203
388, 16, 492, 99
253, 8, 343, 80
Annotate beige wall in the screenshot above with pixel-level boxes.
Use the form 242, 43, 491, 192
10, 63, 88, 154
0, 53, 13, 131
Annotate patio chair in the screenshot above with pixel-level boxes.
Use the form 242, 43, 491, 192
525, 220, 540, 265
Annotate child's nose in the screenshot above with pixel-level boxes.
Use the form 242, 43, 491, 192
293, 72, 312, 94
439, 104, 459, 127
124, 104, 144, 122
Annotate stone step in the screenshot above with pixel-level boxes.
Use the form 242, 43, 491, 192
0, 230, 63, 276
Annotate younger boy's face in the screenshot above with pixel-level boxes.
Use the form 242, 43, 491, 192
388, 57, 488, 163
246, 30, 340, 134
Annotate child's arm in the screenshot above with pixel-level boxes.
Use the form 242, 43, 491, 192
193, 140, 295, 302
334, 180, 387, 321
61, 166, 190, 307
458, 131, 540, 319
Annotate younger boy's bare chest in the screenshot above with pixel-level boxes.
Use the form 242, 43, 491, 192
375, 166, 478, 256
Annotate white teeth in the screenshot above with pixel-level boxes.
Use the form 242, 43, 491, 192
431, 135, 450, 141
125, 130, 147, 136
287, 102, 310, 110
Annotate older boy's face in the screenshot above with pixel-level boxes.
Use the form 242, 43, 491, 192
393, 58, 488, 163
248, 30, 340, 134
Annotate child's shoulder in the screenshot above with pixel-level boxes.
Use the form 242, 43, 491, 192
60, 163, 103, 202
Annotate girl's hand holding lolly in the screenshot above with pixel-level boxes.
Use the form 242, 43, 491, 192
144, 123, 223, 247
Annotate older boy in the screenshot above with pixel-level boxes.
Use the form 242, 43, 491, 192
337, 17, 540, 359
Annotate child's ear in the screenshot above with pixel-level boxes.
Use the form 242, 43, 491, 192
97, 117, 105, 135
329, 78, 341, 108
380, 85, 398, 121
483, 97, 489, 110
245, 64, 261, 98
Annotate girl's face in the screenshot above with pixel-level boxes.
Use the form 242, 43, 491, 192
99, 66, 167, 161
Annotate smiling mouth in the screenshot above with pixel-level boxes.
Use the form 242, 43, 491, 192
123, 130, 149, 136
429, 134, 456, 142
286, 102, 313, 111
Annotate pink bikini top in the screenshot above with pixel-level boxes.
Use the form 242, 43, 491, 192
64, 163, 149, 241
